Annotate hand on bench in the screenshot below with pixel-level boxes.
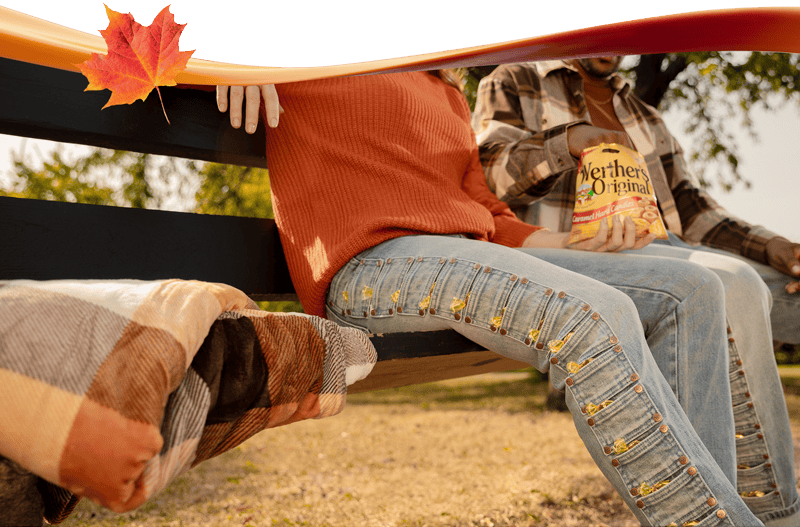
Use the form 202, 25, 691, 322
216, 84, 281, 134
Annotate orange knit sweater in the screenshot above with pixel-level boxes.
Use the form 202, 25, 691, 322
264, 72, 542, 317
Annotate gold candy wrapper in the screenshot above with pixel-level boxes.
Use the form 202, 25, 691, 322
568, 143, 668, 244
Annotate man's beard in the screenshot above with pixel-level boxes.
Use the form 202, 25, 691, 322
576, 57, 622, 79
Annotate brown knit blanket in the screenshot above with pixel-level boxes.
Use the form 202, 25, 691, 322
0, 279, 376, 523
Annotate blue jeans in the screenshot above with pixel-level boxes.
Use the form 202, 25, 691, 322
326, 234, 771, 526
655, 233, 800, 345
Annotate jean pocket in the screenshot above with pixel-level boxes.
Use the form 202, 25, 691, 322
735, 431, 771, 470
732, 400, 760, 437
729, 368, 750, 407
741, 490, 785, 516
638, 469, 729, 527
614, 422, 686, 492
737, 462, 777, 495
370, 256, 414, 317
329, 257, 385, 319
397, 256, 447, 316
460, 265, 518, 331
586, 382, 659, 452
427, 258, 482, 322
568, 347, 637, 410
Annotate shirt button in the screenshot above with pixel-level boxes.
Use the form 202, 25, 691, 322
652, 413, 662, 422
717, 510, 726, 519
387, 258, 393, 264
429, 308, 437, 315
587, 418, 594, 426
582, 303, 590, 311
679, 456, 688, 465
439, 258, 446, 264
614, 345, 622, 353
604, 446, 612, 455
687, 467, 697, 475
377, 261, 382, 267
484, 267, 492, 273
558, 291, 566, 298
407, 257, 414, 264
397, 306, 403, 313
536, 342, 544, 349
418, 309, 425, 316
490, 325, 497, 332
630, 373, 639, 382
363, 311, 368, 317
636, 500, 644, 509
370, 309, 376, 316
510, 274, 518, 281
389, 308, 394, 315
630, 487, 639, 496
417, 256, 424, 262
450, 257, 457, 264
465, 316, 472, 324
566, 378, 574, 386
454, 313, 461, 320
346, 309, 352, 315
634, 385, 643, 394
591, 313, 600, 321
328, 301, 334, 307
728, 337, 735, 343
660, 425, 669, 433
550, 357, 558, 365
524, 337, 531, 345
609, 336, 618, 344
474, 263, 481, 270
612, 459, 620, 467
545, 288, 553, 295
499, 328, 507, 336
707, 498, 717, 507
739, 370, 745, 376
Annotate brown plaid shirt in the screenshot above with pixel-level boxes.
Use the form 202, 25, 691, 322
472, 60, 777, 265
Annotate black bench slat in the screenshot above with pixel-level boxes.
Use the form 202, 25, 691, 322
0, 195, 294, 298
0, 57, 266, 167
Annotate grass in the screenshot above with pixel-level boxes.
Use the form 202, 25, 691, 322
62, 372, 800, 527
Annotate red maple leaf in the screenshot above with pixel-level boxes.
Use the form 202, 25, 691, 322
78, 4, 194, 123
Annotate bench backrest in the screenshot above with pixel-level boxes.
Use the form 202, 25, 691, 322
0, 56, 528, 392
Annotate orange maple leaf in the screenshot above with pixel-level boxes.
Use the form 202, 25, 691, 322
78, 4, 194, 123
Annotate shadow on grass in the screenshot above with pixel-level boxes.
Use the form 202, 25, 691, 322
347, 372, 553, 414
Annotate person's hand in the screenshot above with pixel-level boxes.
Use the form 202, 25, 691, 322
216, 84, 281, 133
765, 236, 800, 294
567, 124, 634, 158
522, 214, 656, 252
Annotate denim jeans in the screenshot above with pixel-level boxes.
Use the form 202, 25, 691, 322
654, 233, 800, 345
326, 234, 769, 526
632, 240, 800, 525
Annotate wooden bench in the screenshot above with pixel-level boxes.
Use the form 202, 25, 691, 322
0, 55, 529, 395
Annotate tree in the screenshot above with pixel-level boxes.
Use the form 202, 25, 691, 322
463, 52, 800, 191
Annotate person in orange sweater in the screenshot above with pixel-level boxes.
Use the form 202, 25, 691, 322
215, 72, 794, 526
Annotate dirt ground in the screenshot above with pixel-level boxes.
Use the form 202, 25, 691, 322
64, 372, 800, 527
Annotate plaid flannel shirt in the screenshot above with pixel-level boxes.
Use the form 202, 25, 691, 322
472, 60, 778, 265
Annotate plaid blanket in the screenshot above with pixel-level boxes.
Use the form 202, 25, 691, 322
0, 279, 376, 523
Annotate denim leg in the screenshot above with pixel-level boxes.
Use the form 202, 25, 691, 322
632, 243, 800, 526
655, 233, 800, 345
523, 248, 736, 485
326, 235, 764, 526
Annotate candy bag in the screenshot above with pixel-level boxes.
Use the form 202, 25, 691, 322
568, 143, 668, 243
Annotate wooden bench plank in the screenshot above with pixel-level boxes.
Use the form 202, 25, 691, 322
0, 56, 266, 167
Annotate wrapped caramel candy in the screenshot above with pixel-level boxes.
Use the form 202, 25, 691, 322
569, 143, 668, 243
